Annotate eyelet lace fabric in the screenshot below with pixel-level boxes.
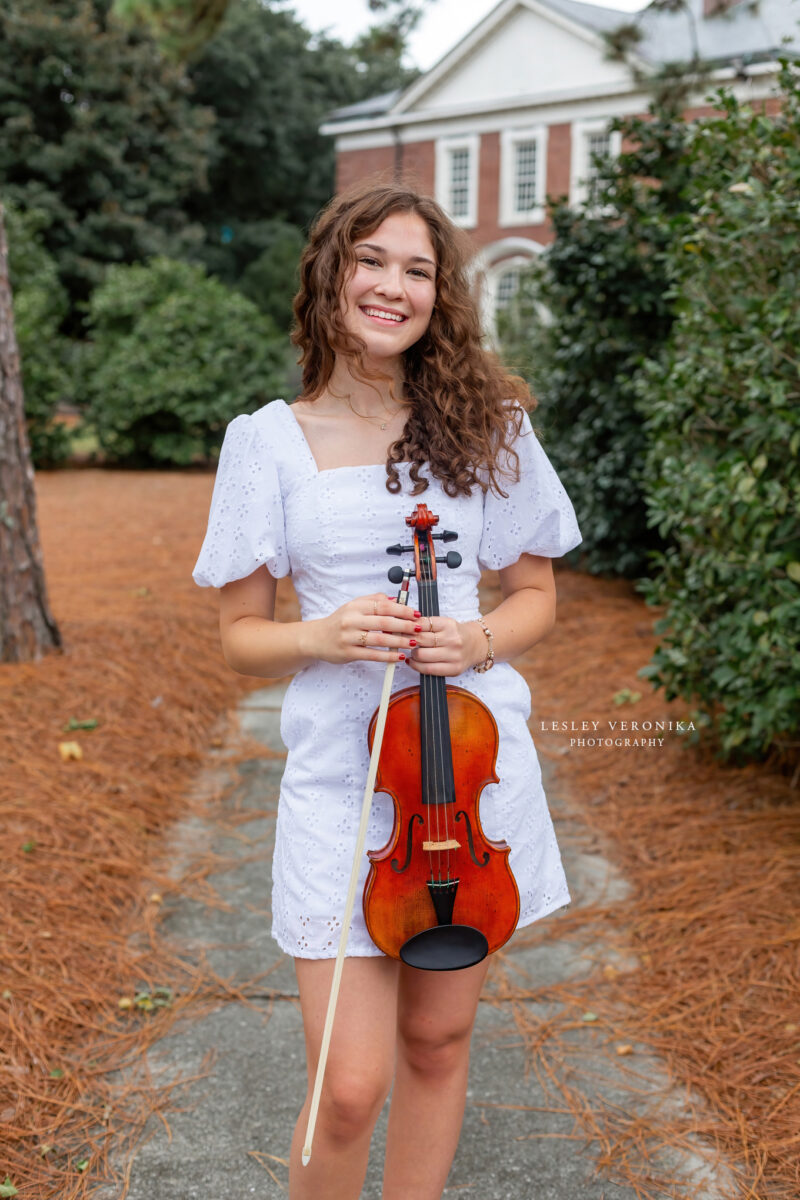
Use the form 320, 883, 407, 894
193, 400, 582, 958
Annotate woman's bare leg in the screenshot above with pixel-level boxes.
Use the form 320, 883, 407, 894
381, 958, 489, 1200
289, 956, 399, 1200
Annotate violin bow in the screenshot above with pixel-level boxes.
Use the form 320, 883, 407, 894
302, 578, 410, 1166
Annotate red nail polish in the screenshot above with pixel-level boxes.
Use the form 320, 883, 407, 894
413, 610, 421, 618
413, 625, 422, 632
409, 639, 417, 647
398, 653, 405, 661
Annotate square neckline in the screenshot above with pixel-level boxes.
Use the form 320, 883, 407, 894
276, 398, 407, 477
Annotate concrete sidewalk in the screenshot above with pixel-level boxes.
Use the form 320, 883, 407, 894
114, 684, 729, 1199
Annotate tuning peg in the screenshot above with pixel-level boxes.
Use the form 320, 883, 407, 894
436, 551, 462, 569
388, 565, 412, 584
431, 530, 458, 542
387, 543, 414, 555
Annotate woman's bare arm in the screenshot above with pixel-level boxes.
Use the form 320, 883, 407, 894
218, 566, 417, 679
407, 553, 557, 676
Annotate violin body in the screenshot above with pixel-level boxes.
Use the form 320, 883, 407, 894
361, 502, 520, 970
363, 683, 520, 961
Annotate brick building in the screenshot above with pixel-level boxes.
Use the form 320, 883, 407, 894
321, 0, 797, 327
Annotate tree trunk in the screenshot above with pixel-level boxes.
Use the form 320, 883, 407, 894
0, 202, 62, 662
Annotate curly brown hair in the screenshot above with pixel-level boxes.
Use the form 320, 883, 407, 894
291, 176, 534, 497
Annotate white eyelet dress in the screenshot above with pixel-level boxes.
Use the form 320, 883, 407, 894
193, 399, 582, 958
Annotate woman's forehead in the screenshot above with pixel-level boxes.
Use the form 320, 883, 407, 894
354, 211, 437, 262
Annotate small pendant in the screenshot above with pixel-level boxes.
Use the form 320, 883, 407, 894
380, 422, 387, 430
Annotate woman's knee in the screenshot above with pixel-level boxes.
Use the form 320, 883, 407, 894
397, 1013, 475, 1079
316, 1063, 392, 1143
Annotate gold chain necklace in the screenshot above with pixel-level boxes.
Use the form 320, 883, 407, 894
345, 395, 405, 432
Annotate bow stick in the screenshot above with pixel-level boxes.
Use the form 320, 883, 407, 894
302, 577, 411, 1166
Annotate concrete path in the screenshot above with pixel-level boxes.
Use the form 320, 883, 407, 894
113, 684, 729, 1199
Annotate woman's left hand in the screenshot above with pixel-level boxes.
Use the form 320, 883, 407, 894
406, 617, 486, 676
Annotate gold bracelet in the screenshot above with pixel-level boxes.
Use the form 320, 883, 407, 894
473, 617, 495, 673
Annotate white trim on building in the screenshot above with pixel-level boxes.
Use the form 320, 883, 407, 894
391, 0, 645, 118
569, 117, 623, 208
470, 236, 548, 336
499, 126, 548, 226
435, 134, 480, 227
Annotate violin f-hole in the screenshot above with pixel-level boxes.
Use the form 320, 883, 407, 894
391, 813, 424, 873
455, 810, 491, 867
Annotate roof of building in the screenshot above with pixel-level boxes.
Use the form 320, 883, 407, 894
323, 0, 799, 127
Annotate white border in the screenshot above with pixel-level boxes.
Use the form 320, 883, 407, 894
569, 117, 622, 208
320, 61, 780, 140
500, 126, 548, 226
435, 134, 480, 228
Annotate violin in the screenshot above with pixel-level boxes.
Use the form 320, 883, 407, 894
362, 503, 520, 971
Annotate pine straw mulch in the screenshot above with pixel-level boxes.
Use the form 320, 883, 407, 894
1, 467, 296, 1199
1, 466, 797, 1199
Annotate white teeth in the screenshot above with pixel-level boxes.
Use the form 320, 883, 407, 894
362, 307, 406, 322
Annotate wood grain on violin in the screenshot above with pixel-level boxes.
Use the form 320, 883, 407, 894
362, 504, 520, 971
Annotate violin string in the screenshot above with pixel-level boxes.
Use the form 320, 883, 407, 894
424, 531, 449, 887
420, 562, 436, 885
422, 539, 444, 886
422, 561, 441, 885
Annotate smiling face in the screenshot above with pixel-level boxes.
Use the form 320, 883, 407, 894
340, 211, 438, 369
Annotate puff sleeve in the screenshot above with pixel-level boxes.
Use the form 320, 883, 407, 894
478, 410, 582, 570
192, 413, 290, 587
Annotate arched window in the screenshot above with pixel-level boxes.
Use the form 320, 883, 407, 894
495, 267, 521, 311
469, 239, 548, 341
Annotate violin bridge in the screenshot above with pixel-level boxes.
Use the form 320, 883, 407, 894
422, 838, 461, 852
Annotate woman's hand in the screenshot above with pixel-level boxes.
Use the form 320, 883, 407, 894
405, 616, 486, 677
308, 592, 419, 665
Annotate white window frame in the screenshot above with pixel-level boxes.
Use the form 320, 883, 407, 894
570, 117, 622, 210
435, 135, 479, 229
499, 126, 548, 227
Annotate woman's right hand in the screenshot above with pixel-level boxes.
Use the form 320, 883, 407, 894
308, 592, 420, 665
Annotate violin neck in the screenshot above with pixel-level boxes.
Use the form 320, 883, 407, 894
417, 579, 456, 808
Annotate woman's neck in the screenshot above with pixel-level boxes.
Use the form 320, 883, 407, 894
325, 355, 405, 418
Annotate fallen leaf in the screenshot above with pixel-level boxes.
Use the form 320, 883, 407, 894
0, 1178, 18, 1198
581, 1011, 599, 1023
117, 997, 133, 1010
58, 741, 83, 762
62, 718, 98, 732
616, 1044, 634, 1056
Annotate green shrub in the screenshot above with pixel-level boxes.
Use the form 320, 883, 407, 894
499, 106, 691, 577
634, 62, 800, 764
85, 257, 288, 464
238, 219, 306, 333
5, 205, 74, 464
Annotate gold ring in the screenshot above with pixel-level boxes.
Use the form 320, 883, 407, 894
428, 617, 434, 633
359, 631, 368, 647
433, 633, 438, 649
373, 600, 378, 615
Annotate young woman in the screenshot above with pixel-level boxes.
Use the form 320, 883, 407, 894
193, 179, 582, 1199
